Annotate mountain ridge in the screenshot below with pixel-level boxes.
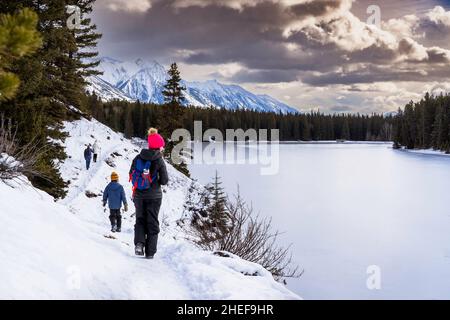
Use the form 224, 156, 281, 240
87, 57, 299, 114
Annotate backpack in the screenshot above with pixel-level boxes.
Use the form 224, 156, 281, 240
130, 158, 158, 193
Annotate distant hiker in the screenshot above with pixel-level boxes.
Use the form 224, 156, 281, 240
93, 140, 101, 163
103, 172, 128, 233
84, 144, 93, 170
148, 128, 165, 151
129, 144, 169, 259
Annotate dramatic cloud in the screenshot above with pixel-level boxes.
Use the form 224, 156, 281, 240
427, 5, 450, 26
105, 0, 152, 12
93, 0, 450, 113
384, 5, 450, 49
172, 0, 333, 11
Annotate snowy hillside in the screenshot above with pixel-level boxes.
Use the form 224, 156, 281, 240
0, 117, 299, 300
87, 75, 134, 102
87, 57, 299, 114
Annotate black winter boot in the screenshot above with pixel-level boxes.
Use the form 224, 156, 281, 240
135, 243, 145, 256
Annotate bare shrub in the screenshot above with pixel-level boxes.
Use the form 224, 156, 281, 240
0, 114, 47, 182
190, 188, 303, 282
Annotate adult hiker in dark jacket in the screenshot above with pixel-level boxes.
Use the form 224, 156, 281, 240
84, 145, 93, 170
103, 172, 128, 233
129, 147, 168, 259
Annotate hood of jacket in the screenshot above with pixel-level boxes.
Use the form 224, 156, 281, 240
139, 149, 162, 161
108, 181, 122, 190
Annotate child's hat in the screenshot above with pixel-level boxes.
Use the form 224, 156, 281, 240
111, 172, 119, 181
148, 132, 165, 150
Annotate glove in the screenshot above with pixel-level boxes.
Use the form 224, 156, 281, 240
124, 204, 128, 212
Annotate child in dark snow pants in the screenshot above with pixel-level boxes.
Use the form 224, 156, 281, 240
130, 143, 168, 259
103, 172, 128, 232
109, 209, 122, 231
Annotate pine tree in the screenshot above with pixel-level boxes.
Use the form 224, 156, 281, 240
160, 62, 186, 137
72, 0, 102, 77
205, 172, 230, 236
392, 93, 450, 153
57, 0, 102, 110
89, 93, 103, 121
300, 116, 311, 140
160, 62, 189, 176
431, 99, 444, 150
69, 0, 102, 111
0, 8, 41, 101
183, 181, 210, 224
341, 118, 350, 140
135, 101, 145, 137
0, 1, 101, 198
124, 107, 134, 138
162, 63, 186, 105
403, 102, 417, 149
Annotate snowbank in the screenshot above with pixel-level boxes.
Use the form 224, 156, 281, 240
400, 148, 450, 157
0, 153, 19, 169
0, 117, 299, 300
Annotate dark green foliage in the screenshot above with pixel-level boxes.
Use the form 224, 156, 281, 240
204, 171, 229, 235
162, 63, 186, 105
188, 173, 231, 247
160, 62, 189, 176
0, 8, 42, 101
92, 98, 393, 142
1, 99, 69, 198
183, 181, 209, 223
0, 1, 101, 198
72, 0, 102, 77
341, 118, 350, 140
124, 107, 134, 138
393, 93, 450, 153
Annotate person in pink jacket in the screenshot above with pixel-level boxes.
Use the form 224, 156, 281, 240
147, 128, 165, 150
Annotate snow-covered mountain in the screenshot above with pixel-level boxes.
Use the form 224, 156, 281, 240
87, 57, 299, 114
87, 75, 134, 102
0, 115, 300, 299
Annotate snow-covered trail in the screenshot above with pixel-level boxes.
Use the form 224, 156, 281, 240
0, 117, 299, 300
59, 119, 195, 299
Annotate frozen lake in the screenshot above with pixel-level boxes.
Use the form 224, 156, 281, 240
189, 143, 450, 300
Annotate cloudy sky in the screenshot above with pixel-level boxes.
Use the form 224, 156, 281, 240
93, 0, 450, 113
